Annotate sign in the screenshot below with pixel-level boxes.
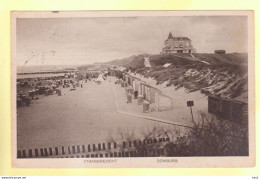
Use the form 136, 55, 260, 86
187, 100, 194, 107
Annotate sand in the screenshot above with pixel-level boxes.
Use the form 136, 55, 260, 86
17, 79, 172, 150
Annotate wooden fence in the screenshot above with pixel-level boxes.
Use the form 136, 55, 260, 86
17, 137, 171, 158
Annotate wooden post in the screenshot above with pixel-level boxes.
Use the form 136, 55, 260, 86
55, 147, 59, 155
34, 149, 39, 157
17, 150, 22, 158
40, 149, 44, 157
61, 146, 65, 155
77, 145, 80, 153
72, 146, 76, 154
187, 101, 195, 122
82, 145, 85, 153
29, 149, 33, 158
190, 106, 194, 123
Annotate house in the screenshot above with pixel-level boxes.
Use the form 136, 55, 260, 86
214, 50, 226, 54
161, 32, 196, 54
208, 95, 248, 125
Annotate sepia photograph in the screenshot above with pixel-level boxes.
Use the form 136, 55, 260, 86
11, 11, 255, 168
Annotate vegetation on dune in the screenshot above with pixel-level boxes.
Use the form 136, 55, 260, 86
113, 112, 248, 157
124, 56, 145, 69
117, 53, 248, 100
164, 112, 248, 156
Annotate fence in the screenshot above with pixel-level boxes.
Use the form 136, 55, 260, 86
121, 73, 173, 111
208, 95, 248, 124
140, 84, 162, 103
17, 137, 172, 158
154, 93, 173, 111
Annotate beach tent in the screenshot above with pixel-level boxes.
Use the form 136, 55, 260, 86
95, 74, 105, 82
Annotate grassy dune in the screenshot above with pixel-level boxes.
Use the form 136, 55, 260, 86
111, 53, 248, 100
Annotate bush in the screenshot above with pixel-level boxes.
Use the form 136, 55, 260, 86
164, 112, 248, 156
112, 112, 248, 157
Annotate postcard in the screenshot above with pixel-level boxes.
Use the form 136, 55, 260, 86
11, 11, 255, 168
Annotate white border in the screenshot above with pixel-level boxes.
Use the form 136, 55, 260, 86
11, 11, 255, 168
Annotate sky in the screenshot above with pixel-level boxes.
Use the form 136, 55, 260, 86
16, 16, 248, 66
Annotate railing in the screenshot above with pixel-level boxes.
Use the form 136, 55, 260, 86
154, 93, 173, 111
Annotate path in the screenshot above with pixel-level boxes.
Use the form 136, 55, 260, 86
144, 57, 151, 67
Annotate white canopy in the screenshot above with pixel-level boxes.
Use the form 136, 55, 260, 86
163, 63, 172, 68
96, 74, 105, 82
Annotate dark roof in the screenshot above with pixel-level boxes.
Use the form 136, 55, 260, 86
168, 32, 174, 39
214, 50, 226, 54
166, 34, 191, 41
173, 37, 190, 41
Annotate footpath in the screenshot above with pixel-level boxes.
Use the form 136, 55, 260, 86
108, 77, 193, 129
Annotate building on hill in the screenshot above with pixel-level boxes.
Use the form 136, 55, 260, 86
161, 32, 196, 54
214, 50, 226, 54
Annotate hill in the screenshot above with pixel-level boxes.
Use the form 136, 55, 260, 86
106, 53, 248, 101
105, 54, 148, 68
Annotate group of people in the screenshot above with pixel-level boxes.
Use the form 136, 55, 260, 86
17, 77, 75, 107
16, 71, 109, 108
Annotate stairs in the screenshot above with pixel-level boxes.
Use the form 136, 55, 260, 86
144, 57, 151, 67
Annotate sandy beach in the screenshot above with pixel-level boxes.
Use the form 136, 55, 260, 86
17, 78, 174, 150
